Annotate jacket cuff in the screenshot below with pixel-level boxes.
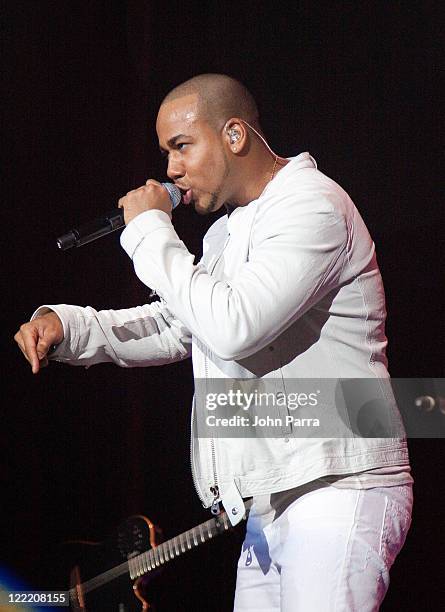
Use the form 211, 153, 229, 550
120, 209, 172, 259
31, 304, 79, 358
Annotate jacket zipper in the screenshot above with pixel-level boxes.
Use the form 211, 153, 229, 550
190, 232, 230, 512
189, 395, 207, 507
206, 353, 221, 515
189, 358, 221, 512
205, 234, 232, 516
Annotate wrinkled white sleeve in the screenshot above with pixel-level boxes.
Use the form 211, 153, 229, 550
120, 190, 348, 361
31, 302, 192, 367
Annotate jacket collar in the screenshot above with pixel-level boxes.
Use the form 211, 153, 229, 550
226, 152, 317, 229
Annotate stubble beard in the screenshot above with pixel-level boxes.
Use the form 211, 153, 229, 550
192, 191, 220, 215
194, 153, 231, 215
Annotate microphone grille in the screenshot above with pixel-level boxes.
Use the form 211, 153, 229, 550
162, 182, 182, 209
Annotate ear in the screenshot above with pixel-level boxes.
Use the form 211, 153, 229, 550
223, 118, 247, 154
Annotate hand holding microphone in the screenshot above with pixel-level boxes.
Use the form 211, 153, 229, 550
57, 181, 181, 250
118, 179, 180, 225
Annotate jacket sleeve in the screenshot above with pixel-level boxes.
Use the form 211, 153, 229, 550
120, 188, 349, 361
31, 301, 192, 367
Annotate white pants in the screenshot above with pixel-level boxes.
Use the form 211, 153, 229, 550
233, 484, 413, 611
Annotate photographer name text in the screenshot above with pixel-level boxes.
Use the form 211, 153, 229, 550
206, 415, 320, 427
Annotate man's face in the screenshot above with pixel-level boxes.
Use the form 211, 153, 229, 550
156, 94, 230, 214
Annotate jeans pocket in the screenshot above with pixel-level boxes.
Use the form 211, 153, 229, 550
379, 486, 413, 569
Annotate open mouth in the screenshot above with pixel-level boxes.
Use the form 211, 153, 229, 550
181, 189, 193, 205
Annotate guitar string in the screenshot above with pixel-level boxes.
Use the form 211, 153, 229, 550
73, 513, 225, 596
71, 506, 250, 598
129, 511, 231, 577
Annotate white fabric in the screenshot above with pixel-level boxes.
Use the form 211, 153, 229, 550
318, 465, 413, 489
33, 153, 410, 512
234, 483, 413, 611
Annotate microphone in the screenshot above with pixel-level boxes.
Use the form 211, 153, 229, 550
56, 183, 181, 250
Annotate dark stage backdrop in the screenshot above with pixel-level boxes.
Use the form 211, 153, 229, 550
2, 2, 443, 610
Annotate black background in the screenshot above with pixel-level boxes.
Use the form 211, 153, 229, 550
2, 1, 443, 610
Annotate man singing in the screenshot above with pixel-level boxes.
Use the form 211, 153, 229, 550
15, 73, 413, 611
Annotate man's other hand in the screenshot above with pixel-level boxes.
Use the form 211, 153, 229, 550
14, 311, 64, 374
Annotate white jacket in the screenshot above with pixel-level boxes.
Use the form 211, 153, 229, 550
38, 153, 409, 522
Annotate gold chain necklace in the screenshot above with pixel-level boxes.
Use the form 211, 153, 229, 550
270, 155, 278, 182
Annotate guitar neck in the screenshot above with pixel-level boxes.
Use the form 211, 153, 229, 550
128, 509, 233, 579
71, 502, 250, 602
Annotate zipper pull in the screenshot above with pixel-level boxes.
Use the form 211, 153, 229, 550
210, 485, 220, 515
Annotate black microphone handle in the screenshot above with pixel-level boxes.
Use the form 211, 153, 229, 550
56, 209, 124, 250
56, 182, 181, 250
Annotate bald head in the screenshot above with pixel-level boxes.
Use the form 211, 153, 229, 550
155, 74, 285, 214
161, 73, 260, 130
